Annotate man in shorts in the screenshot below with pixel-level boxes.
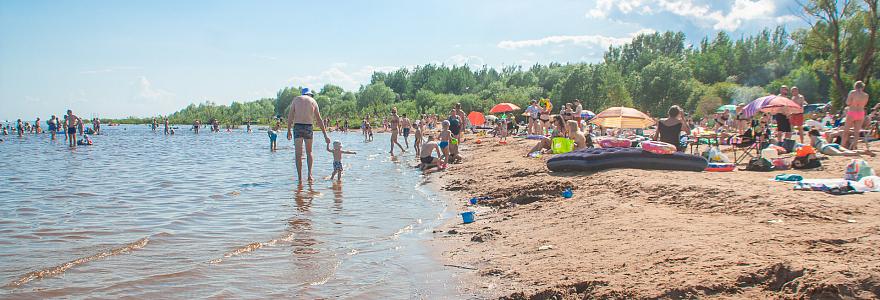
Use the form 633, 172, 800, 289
789, 86, 807, 143
286, 88, 331, 184
65, 110, 82, 147
401, 114, 412, 149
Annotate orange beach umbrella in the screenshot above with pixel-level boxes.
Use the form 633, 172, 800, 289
467, 111, 486, 126
489, 103, 521, 114
590, 107, 655, 129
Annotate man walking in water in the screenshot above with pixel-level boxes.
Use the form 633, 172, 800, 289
65, 110, 82, 147
841, 81, 870, 151
164, 118, 169, 135
286, 88, 331, 183
401, 114, 412, 149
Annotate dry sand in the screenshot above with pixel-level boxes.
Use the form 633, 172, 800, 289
429, 135, 880, 299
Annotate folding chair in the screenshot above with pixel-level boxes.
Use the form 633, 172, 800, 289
733, 128, 764, 165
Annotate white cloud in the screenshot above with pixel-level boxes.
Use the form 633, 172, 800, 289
286, 65, 398, 91
498, 28, 656, 50
586, 0, 782, 31
138, 76, 175, 99
79, 66, 140, 75
252, 54, 278, 61
445, 54, 485, 66
774, 14, 799, 24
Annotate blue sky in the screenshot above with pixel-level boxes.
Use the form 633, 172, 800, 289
0, 0, 804, 120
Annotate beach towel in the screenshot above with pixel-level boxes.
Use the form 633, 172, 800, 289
790, 176, 880, 193
774, 174, 803, 182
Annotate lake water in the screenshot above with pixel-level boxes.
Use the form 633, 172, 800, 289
0, 125, 461, 299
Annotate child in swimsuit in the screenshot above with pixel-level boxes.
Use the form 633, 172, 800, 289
326, 140, 356, 181
439, 120, 452, 162
268, 121, 280, 151
419, 135, 444, 171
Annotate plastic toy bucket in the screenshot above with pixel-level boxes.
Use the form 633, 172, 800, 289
460, 211, 475, 224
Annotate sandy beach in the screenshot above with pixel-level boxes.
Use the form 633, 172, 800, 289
431, 135, 880, 299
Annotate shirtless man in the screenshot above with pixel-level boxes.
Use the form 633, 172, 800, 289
389, 107, 406, 155
65, 110, 82, 147
163, 118, 169, 135
286, 88, 331, 183
193, 119, 201, 134
401, 114, 412, 149
419, 135, 444, 171
841, 81, 870, 151
790, 86, 807, 143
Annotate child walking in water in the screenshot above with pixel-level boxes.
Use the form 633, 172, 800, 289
268, 120, 280, 151
327, 141, 357, 181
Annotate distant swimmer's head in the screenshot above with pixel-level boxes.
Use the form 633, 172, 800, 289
301, 88, 314, 96
333, 140, 342, 149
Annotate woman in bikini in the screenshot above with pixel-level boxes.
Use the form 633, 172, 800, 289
842, 81, 870, 150
389, 107, 406, 155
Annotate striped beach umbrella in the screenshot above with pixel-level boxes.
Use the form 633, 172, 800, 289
742, 95, 803, 118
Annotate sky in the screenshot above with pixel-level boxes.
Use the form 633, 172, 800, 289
0, 0, 805, 120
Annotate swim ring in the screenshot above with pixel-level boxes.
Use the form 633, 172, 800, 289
547, 147, 707, 172
705, 162, 735, 172
640, 141, 676, 155
598, 138, 631, 148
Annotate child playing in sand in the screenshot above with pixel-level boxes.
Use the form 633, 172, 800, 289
419, 135, 445, 170
268, 121, 279, 151
438, 120, 452, 162
327, 140, 357, 181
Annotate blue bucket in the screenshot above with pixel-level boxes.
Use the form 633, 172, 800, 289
460, 211, 475, 224
562, 188, 573, 198
469, 198, 478, 205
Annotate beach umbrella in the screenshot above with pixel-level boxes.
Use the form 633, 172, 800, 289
742, 95, 803, 118
581, 110, 596, 120
716, 104, 736, 113
467, 111, 486, 126
589, 107, 655, 129
489, 103, 521, 114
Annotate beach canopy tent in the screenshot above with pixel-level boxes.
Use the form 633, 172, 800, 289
489, 103, 521, 114
590, 107, 655, 129
468, 111, 486, 126
716, 104, 737, 113
742, 95, 804, 118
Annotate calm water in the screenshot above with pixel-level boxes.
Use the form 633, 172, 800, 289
0, 125, 460, 299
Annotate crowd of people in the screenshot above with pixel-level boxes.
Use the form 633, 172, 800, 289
2, 110, 102, 147
5, 81, 877, 184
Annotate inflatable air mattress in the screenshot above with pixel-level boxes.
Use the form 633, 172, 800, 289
547, 147, 708, 172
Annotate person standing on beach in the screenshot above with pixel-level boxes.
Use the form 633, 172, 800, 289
789, 87, 807, 144
286, 88, 331, 183
65, 110, 82, 147
388, 107, 406, 156
401, 114, 412, 149
526, 100, 541, 135
841, 81, 870, 151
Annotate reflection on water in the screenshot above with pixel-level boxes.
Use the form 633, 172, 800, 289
0, 125, 459, 298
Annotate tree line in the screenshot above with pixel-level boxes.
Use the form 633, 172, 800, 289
110, 0, 877, 126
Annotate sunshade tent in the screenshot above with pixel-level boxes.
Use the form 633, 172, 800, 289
581, 110, 596, 119
590, 107, 655, 129
716, 104, 737, 113
489, 103, 521, 114
742, 95, 804, 118
468, 111, 486, 126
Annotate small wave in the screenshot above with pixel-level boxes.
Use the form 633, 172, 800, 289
73, 192, 98, 197
209, 232, 296, 264
6, 236, 150, 288
390, 224, 414, 240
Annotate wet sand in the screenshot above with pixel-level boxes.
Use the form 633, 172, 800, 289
430, 135, 880, 299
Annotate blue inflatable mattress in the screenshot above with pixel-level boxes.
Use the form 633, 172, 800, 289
547, 147, 708, 172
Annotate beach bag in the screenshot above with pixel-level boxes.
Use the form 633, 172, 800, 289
551, 137, 574, 154
706, 147, 731, 163
792, 154, 821, 169
844, 159, 876, 181
772, 158, 790, 170
746, 157, 774, 172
